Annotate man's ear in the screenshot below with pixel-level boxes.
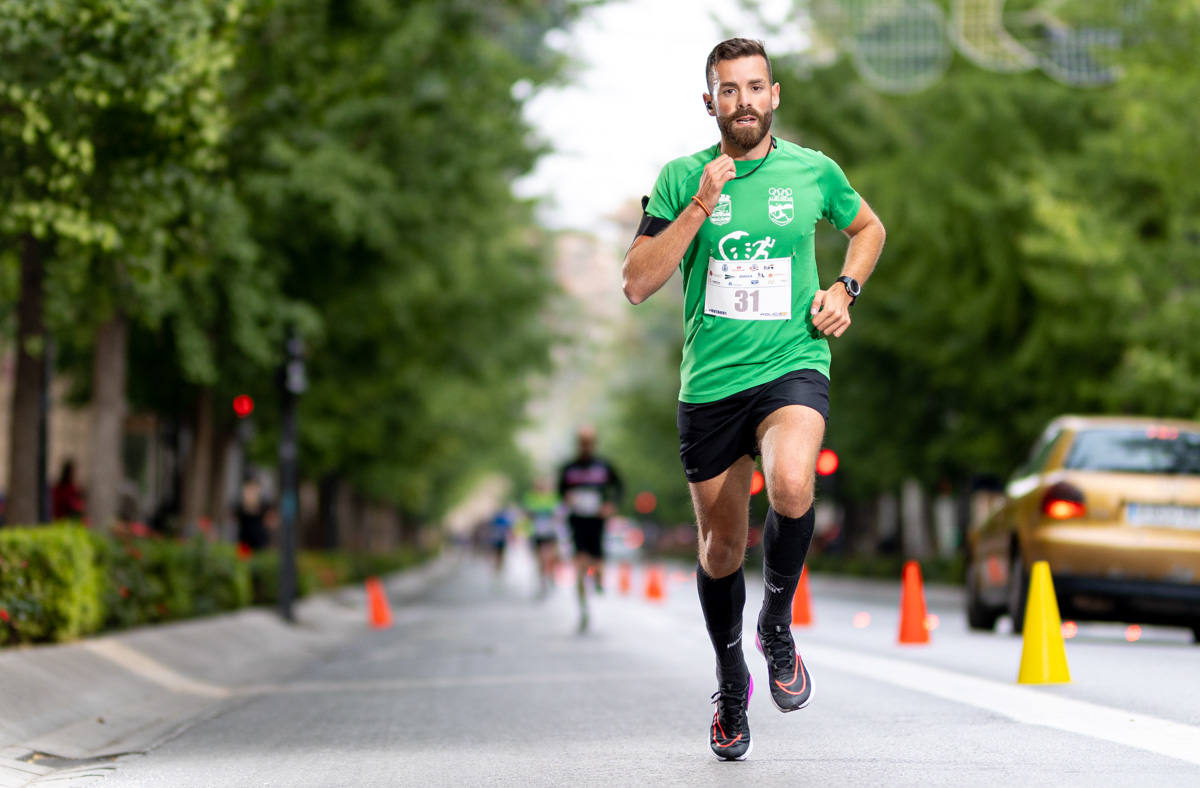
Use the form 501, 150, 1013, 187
771, 83, 780, 110
703, 93, 716, 115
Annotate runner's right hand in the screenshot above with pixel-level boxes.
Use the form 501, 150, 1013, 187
695, 154, 737, 209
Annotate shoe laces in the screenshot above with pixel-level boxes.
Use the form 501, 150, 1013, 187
760, 623, 795, 671
710, 679, 748, 731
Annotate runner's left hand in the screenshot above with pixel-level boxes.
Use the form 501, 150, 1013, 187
810, 287, 852, 337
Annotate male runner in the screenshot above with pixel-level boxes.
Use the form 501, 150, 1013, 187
523, 476, 562, 598
558, 426, 623, 632
622, 38, 885, 760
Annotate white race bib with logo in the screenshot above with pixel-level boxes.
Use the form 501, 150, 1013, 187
567, 489, 603, 517
704, 256, 791, 320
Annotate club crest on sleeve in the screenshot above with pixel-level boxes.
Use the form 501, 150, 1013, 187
709, 194, 732, 226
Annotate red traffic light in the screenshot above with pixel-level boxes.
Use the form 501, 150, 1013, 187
750, 469, 765, 495
816, 449, 839, 476
232, 394, 255, 419
634, 491, 657, 514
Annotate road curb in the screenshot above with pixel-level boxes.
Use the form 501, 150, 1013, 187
0, 553, 456, 783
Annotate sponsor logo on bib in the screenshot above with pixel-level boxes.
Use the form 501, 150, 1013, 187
768, 186, 793, 227
709, 193, 732, 226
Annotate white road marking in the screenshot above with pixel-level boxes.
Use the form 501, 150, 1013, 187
243, 670, 677, 696
81, 641, 231, 699
805, 643, 1200, 766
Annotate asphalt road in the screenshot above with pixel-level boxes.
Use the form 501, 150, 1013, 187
42, 542, 1200, 786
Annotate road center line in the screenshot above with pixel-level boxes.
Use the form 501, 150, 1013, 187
804, 643, 1200, 766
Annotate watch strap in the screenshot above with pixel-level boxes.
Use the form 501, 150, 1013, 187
835, 275, 859, 305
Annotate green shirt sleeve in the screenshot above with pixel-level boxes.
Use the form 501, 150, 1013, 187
645, 160, 686, 221
817, 153, 862, 231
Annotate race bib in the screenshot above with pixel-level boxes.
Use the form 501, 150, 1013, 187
704, 256, 791, 320
567, 489, 603, 516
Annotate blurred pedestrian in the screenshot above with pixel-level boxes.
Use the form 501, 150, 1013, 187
51, 459, 85, 520
488, 505, 517, 577
523, 476, 562, 598
621, 38, 885, 760
235, 477, 273, 553
558, 426, 623, 632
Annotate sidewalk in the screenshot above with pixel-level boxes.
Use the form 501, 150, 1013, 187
0, 554, 456, 787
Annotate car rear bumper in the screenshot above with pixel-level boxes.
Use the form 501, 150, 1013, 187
1029, 523, 1200, 583
1051, 574, 1200, 625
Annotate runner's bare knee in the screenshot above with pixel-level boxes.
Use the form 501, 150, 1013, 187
768, 466, 814, 517
699, 528, 746, 578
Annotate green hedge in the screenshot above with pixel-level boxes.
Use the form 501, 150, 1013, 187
1, 523, 433, 647
1, 524, 252, 645
0, 524, 104, 644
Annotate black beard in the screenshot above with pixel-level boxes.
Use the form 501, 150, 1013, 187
717, 107, 772, 153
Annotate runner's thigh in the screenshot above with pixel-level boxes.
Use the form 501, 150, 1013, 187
689, 455, 756, 572
756, 405, 826, 515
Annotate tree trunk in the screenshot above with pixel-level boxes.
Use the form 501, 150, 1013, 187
181, 387, 214, 537
6, 236, 46, 526
207, 427, 235, 540
89, 312, 128, 533
317, 473, 340, 549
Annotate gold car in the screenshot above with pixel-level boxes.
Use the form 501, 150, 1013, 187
966, 415, 1200, 642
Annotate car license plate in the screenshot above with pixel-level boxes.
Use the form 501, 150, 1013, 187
1126, 503, 1200, 529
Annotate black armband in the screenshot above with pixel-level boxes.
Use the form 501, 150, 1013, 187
634, 194, 671, 239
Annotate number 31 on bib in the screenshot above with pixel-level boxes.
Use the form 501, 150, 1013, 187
704, 256, 792, 320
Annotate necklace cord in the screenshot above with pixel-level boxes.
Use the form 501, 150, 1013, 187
730, 136, 776, 181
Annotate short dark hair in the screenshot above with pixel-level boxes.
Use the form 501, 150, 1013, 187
705, 38, 772, 92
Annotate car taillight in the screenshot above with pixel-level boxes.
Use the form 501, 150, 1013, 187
1042, 482, 1086, 520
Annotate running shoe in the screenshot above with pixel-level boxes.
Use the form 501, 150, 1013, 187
709, 674, 753, 761
755, 622, 812, 712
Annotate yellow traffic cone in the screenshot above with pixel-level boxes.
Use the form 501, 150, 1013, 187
1017, 560, 1070, 684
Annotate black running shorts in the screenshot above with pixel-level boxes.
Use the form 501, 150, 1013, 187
569, 516, 605, 559
677, 369, 830, 483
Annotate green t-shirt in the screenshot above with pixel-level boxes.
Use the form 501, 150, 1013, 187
645, 139, 861, 403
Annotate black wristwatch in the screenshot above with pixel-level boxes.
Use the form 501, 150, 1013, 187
834, 275, 861, 305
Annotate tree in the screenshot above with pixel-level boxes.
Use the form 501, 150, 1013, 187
0, 0, 246, 529
226, 0, 582, 525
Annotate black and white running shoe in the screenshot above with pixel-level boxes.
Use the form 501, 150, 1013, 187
756, 623, 812, 712
709, 674, 753, 761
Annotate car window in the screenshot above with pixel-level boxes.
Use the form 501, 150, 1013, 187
1013, 428, 1062, 479
1063, 428, 1200, 474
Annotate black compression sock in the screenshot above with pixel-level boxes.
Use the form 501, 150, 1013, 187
758, 506, 815, 628
697, 564, 748, 682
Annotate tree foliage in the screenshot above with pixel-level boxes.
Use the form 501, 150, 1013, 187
226, 0, 575, 518
3, 0, 584, 530
607, 0, 1199, 512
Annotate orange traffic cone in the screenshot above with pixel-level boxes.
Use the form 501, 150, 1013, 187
791, 566, 813, 627
618, 562, 633, 595
366, 576, 393, 629
644, 566, 666, 602
897, 560, 930, 644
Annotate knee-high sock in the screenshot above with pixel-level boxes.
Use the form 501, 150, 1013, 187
697, 564, 747, 681
758, 506, 815, 628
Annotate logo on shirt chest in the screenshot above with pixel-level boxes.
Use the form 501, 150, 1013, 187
767, 186, 793, 227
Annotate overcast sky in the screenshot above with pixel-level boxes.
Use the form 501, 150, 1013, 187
514, 0, 807, 239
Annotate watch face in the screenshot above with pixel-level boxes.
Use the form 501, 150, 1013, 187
841, 277, 860, 297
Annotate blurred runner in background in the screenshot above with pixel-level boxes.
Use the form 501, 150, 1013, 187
488, 506, 517, 578
558, 426, 623, 632
523, 477, 562, 598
